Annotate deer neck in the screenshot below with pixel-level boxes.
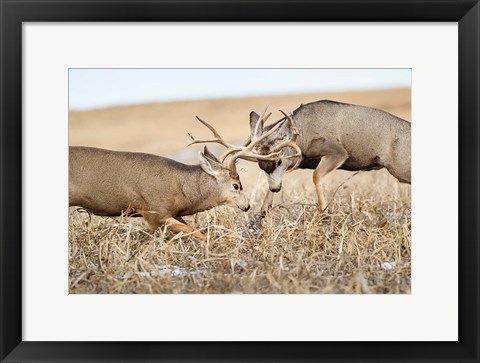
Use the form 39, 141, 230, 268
176, 166, 225, 216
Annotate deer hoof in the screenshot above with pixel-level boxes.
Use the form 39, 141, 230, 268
193, 231, 206, 240
247, 213, 266, 230
317, 204, 329, 213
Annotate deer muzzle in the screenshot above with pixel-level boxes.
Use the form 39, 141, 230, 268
270, 184, 282, 193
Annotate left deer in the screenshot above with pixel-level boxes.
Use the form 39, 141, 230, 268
69, 145, 250, 240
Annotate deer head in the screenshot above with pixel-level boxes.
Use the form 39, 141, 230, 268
188, 107, 302, 194
197, 146, 250, 212
246, 108, 302, 192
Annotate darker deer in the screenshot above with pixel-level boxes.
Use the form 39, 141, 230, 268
246, 101, 411, 214
69, 145, 250, 240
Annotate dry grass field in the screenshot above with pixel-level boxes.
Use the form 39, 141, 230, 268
69, 88, 411, 294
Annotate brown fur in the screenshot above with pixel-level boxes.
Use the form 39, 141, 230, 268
69, 146, 249, 239
250, 100, 411, 213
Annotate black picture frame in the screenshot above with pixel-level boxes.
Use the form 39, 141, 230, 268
1, 1, 479, 362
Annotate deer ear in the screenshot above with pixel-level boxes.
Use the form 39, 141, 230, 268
249, 111, 263, 139
198, 151, 221, 177
202, 146, 219, 163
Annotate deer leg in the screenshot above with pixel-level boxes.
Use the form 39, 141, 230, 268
175, 216, 187, 224
313, 153, 348, 212
165, 217, 206, 240
143, 214, 205, 240
246, 189, 274, 229
143, 213, 163, 230
249, 189, 274, 225
260, 190, 274, 215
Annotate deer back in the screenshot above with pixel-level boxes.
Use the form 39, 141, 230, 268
292, 101, 410, 172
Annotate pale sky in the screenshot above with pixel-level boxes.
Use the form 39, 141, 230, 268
69, 68, 411, 111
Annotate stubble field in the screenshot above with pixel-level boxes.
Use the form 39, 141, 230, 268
69, 88, 411, 294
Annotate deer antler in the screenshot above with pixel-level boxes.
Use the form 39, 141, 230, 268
272, 110, 303, 172
188, 106, 280, 177
224, 106, 287, 173
227, 109, 303, 173
187, 116, 240, 150
187, 107, 301, 177
188, 115, 246, 176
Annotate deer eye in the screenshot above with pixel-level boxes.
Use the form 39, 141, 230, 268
233, 183, 240, 190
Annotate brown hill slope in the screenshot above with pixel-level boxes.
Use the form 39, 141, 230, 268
69, 88, 410, 156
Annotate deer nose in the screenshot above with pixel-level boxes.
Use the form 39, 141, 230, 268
270, 185, 282, 193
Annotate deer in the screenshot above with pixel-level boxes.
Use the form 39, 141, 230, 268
243, 101, 411, 216
69, 144, 250, 240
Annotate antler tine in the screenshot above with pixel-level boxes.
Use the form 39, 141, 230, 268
279, 110, 299, 135
285, 144, 303, 172
274, 138, 302, 172
220, 110, 280, 163
273, 110, 303, 172
233, 112, 271, 150
187, 116, 234, 149
251, 119, 284, 146
196, 116, 223, 139
263, 112, 272, 123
